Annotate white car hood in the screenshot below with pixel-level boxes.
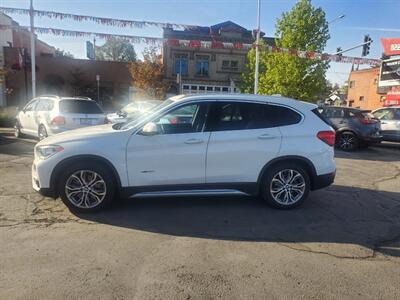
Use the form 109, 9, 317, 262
37, 124, 117, 146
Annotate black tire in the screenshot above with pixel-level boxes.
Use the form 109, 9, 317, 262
38, 124, 48, 141
58, 162, 116, 213
14, 121, 23, 138
336, 131, 358, 151
261, 163, 310, 209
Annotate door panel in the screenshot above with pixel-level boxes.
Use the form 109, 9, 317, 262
206, 128, 281, 183
126, 102, 209, 187
19, 99, 38, 134
127, 132, 210, 186
205, 102, 284, 183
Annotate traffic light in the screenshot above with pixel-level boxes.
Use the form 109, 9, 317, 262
336, 47, 343, 56
362, 35, 372, 57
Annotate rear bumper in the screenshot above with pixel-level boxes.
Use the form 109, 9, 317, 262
312, 171, 335, 190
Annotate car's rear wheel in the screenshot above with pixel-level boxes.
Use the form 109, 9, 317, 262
337, 132, 358, 151
58, 162, 115, 213
38, 125, 48, 140
262, 163, 310, 209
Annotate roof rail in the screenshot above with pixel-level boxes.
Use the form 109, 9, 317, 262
74, 96, 93, 100
39, 94, 60, 98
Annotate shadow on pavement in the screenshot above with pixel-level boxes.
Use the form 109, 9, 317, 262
79, 185, 400, 257
335, 144, 400, 162
0, 136, 34, 156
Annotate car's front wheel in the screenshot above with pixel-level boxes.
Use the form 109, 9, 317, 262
58, 162, 115, 213
14, 121, 22, 138
262, 163, 310, 209
38, 125, 48, 140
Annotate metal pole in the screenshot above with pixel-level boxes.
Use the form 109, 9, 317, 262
29, 0, 36, 98
332, 41, 371, 55
254, 0, 261, 95
93, 37, 96, 60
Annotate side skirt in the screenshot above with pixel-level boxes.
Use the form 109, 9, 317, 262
120, 183, 258, 199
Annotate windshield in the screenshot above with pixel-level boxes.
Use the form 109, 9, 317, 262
117, 99, 174, 130
121, 100, 162, 114
59, 100, 103, 114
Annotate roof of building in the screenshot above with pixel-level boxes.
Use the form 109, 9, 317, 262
163, 20, 275, 46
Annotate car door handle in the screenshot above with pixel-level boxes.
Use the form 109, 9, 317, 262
184, 138, 203, 144
258, 134, 276, 140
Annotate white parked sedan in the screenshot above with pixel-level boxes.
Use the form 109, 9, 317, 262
32, 94, 336, 212
15, 96, 106, 140
106, 100, 162, 124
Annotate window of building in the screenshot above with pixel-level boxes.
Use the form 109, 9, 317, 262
359, 96, 365, 102
221, 60, 239, 71
206, 86, 213, 91
222, 87, 229, 92
195, 55, 209, 76
374, 78, 378, 85
215, 87, 221, 92
173, 54, 188, 75
348, 100, 354, 107
191, 85, 197, 91
380, 96, 385, 102
199, 86, 205, 91
349, 81, 355, 88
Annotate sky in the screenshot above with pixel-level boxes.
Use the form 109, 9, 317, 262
2, 0, 400, 86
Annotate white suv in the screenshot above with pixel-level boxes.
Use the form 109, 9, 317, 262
15, 96, 106, 140
32, 94, 336, 212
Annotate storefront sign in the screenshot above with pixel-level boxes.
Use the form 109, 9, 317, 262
379, 58, 400, 87
381, 38, 400, 56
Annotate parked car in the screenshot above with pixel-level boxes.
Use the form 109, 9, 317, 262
317, 106, 382, 151
32, 94, 336, 212
106, 100, 162, 124
372, 106, 400, 142
15, 96, 107, 140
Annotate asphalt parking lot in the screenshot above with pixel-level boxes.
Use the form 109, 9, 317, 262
0, 131, 399, 299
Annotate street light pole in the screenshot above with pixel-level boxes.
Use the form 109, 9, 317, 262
328, 14, 345, 25
254, 0, 261, 95
29, 0, 36, 98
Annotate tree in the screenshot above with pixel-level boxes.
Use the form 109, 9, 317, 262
43, 74, 65, 94
55, 48, 74, 58
96, 37, 137, 62
241, 0, 330, 102
128, 47, 169, 99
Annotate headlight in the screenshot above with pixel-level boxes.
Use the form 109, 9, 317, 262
35, 145, 64, 160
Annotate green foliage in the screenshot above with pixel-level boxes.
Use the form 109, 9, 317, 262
241, 0, 330, 102
55, 48, 74, 58
95, 37, 137, 62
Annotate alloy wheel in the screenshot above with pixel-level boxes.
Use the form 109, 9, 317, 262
269, 169, 306, 205
65, 170, 107, 209
38, 126, 47, 140
338, 134, 356, 151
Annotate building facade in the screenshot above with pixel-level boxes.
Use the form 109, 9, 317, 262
347, 67, 384, 110
163, 21, 274, 95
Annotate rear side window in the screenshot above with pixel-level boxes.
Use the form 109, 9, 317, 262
312, 108, 332, 126
59, 100, 103, 114
206, 102, 301, 131
36, 99, 54, 111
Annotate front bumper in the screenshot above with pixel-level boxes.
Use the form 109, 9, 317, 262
312, 171, 335, 190
32, 161, 57, 198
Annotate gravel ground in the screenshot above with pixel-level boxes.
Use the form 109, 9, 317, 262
0, 131, 399, 299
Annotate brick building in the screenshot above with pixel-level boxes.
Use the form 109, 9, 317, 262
347, 67, 385, 110
163, 21, 274, 95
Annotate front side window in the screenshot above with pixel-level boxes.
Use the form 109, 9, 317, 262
373, 109, 395, 120
173, 54, 188, 76
195, 55, 209, 76
23, 99, 38, 111
151, 103, 206, 134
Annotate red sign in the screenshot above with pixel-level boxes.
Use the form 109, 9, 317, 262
381, 38, 400, 56
384, 87, 400, 106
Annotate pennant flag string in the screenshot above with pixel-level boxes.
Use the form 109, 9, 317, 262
0, 6, 198, 30
0, 25, 381, 66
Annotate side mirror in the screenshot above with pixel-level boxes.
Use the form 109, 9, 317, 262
141, 122, 158, 136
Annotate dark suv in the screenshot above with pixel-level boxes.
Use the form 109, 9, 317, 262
318, 106, 382, 151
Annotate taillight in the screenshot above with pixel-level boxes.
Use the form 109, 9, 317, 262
317, 131, 336, 147
51, 116, 66, 125
359, 118, 373, 125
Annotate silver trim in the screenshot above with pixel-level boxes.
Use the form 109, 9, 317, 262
129, 189, 250, 198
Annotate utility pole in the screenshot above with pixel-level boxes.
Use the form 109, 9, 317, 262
29, 0, 36, 98
254, 0, 261, 94
93, 37, 96, 60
